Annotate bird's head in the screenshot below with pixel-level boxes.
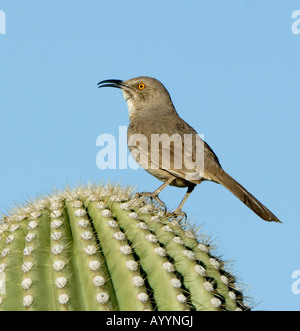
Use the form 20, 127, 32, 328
97, 76, 174, 119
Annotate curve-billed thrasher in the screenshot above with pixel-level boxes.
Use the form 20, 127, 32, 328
98, 76, 281, 223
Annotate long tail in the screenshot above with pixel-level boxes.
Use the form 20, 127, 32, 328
211, 168, 281, 223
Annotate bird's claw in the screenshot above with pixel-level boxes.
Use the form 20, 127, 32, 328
134, 192, 167, 211
166, 209, 187, 221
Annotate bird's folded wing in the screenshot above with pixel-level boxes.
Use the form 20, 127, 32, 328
128, 132, 205, 183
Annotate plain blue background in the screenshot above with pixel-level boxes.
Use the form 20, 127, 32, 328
0, 0, 299, 310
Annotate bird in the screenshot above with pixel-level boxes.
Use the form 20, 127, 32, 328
97, 76, 281, 223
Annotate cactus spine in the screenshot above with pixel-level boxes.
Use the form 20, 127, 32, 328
0, 184, 249, 311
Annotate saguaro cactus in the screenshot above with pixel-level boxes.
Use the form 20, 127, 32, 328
0, 183, 249, 311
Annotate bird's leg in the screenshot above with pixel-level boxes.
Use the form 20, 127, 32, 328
135, 176, 176, 210
170, 184, 196, 218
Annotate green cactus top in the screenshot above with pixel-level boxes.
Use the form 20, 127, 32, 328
0, 183, 250, 311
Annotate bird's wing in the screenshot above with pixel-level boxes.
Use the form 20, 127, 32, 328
128, 118, 219, 183
150, 132, 205, 182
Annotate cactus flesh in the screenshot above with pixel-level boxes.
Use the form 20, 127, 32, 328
0, 184, 249, 311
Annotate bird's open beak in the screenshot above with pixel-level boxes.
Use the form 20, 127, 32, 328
97, 79, 131, 91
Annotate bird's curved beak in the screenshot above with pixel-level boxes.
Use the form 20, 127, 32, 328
97, 79, 131, 91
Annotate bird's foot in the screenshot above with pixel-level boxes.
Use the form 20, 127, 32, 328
134, 192, 167, 211
166, 208, 187, 221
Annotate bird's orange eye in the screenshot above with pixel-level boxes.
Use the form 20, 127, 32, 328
138, 83, 145, 90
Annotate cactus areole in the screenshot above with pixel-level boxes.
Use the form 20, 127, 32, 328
0, 184, 249, 311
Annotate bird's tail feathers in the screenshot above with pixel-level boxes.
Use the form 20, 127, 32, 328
212, 168, 281, 223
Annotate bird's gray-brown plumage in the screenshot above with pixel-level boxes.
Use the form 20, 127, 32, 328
98, 76, 281, 223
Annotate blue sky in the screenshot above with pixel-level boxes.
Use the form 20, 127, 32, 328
0, 0, 299, 310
